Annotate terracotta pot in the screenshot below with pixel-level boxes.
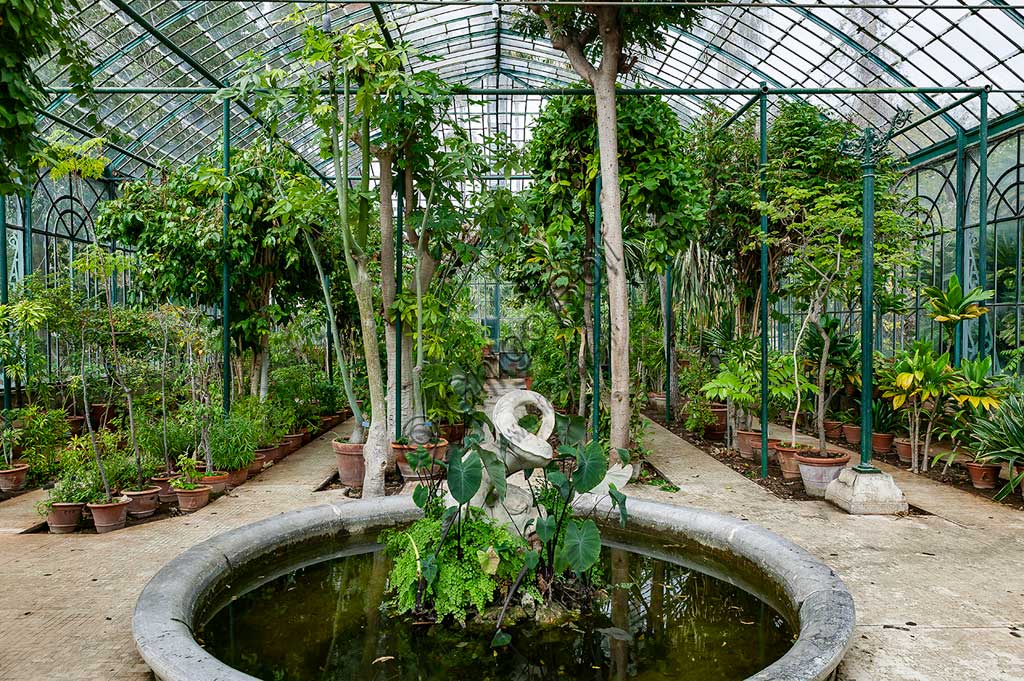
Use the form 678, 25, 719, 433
794, 450, 851, 498
441, 422, 467, 444
735, 430, 759, 458
871, 432, 895, 455
47, 502, 85, 534
842, 424, 861, 446
89, 403, 114, 429
393, 439, 449, 480
175, 485, 211, 513
706, 405, 728, 440
0, 463, 30, 492
300, 428, 311, 445
894, 438, 913, 464
281, 434, 304, 455
123, 486, 160, 518
823, 420, 843, 439
524, 376, 534, 390
248, 454, 266, 477
258, 444, 283, 463
225, 467, 248, 489
964, 462, 1001, 490
332, 440, 365, 487
199, 472, 229, 495
67, 415, 85, 436
319, 415, 334, 433
151, 474, 179, 503
773, 443, 808, 481
87, 498, 130, 533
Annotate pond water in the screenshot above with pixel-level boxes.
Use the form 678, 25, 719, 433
199, 542, 794, 681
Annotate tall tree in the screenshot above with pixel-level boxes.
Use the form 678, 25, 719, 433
516, 4, 702, 452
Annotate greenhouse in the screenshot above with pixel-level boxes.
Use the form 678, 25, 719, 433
2, 1, 1024, 679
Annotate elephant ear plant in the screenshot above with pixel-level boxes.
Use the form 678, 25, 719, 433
380, 424, 628, 648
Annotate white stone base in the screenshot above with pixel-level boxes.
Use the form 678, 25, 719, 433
825, 467, 909, 515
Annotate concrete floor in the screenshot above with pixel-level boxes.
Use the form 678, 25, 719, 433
639, 418, 1024, 681
0, 391, 1020, 680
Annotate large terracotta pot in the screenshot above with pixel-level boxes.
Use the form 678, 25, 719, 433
0, 463, 30, 492
773, 443, 806, 481
736, 431, 780, 460
281, 434, 304, 455
258, 444, 283, 463
894, 438, 913, 464
89, 403, 115, 430
47, 502, 85, 534
842, 424, 861, 446
248, 454, 266, 477
67, 415, 85, 436
872, 432, 895, 455
706, 405, 727, 440
299, 428, 312, 445
87, 498, 130, 533
123, 486, 160, 518
152, 474, 179, 503
823, 420, 843, 440
332, 440, 365, 487
225, 467, 248, 489
200, 472, 229, 495
175, 486, 211, 513
441, 422, 467, 444
393, 439, 449, 480
964, 462, 1001, 490
794, 450, 851, 498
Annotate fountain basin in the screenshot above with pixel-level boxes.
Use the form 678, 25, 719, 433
133, 495, 854, 681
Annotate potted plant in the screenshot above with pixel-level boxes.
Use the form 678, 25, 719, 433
84, 445, 132, 533
171, 457, 211, 512
969, 394, 1024, 498
880, 342, 958, 471
839, 408, 861, 446
393, 435, 449, 481
36, 467, 96, 534
870, 399, 898, 455
0, 414, 29, 492
211, 414, 258, 490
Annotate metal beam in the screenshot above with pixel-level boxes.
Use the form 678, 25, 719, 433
714, 90, 763, 137
34, 108, 160, 171
890, 91, 983, 139
106, 0, 328, 181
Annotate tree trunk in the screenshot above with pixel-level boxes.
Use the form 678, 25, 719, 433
258, 343, 270, 401
351, 258, 389, 497
659, 272, 678, 420
814, 319, 831, 454
593, 70, 630, 458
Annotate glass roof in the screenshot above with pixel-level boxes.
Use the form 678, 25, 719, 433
35, 1, 1024, 178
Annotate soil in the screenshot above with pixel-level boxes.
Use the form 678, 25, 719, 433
900, 457, 1024, 512
318, 470, 407, 498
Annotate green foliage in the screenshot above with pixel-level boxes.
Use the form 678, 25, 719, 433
381, 511, 529, 622
95, 139, 323, 354
557, 518, 602, 575
922, 274, 993, 352
0, 0, 94, 192
210, 414, 258, 471
446, 448, 483, 505
12, 406, 69, 482
971, 394, 1024, 500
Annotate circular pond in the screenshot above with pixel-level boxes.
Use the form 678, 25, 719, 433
198, 539, 794, 681
133, 496, 854, 681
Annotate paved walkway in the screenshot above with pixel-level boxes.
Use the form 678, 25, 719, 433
0, 429, 348, 681
641, 418, 1024, 681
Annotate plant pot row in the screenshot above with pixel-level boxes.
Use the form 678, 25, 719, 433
331, 437, 452, 488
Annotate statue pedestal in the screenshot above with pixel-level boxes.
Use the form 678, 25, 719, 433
825, 468, 908, 515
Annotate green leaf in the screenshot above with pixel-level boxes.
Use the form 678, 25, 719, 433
478, 447, 507, 501
609, 484, 628, 528
447, 448, 482, 504
523, 549, 540, 571
560, 519, 601, 574
412, 483, 429, 509
573, 440, 607, 493
535, 514, 557, 544
491, 629, 512, 648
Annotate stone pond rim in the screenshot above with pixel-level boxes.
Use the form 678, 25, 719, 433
132, 496, 855, 681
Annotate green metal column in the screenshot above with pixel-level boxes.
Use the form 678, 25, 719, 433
978, 88, 990, 364
953, 130, 966, 365
0, 195, 8, 413
395, 164, 404, 441
591, 174, 602, 439
855, 127, 881, 474
221, 99, 231, 416
22, 190, 32, 278
758, 85, 770, 479
664, 257, 672, 423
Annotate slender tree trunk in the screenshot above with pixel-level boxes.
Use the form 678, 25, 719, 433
593, 70, 630, 457
577, 330, 587, 417
814, 319, 831, 454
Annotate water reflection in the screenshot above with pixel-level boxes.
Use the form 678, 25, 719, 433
200, 546, 793, 681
